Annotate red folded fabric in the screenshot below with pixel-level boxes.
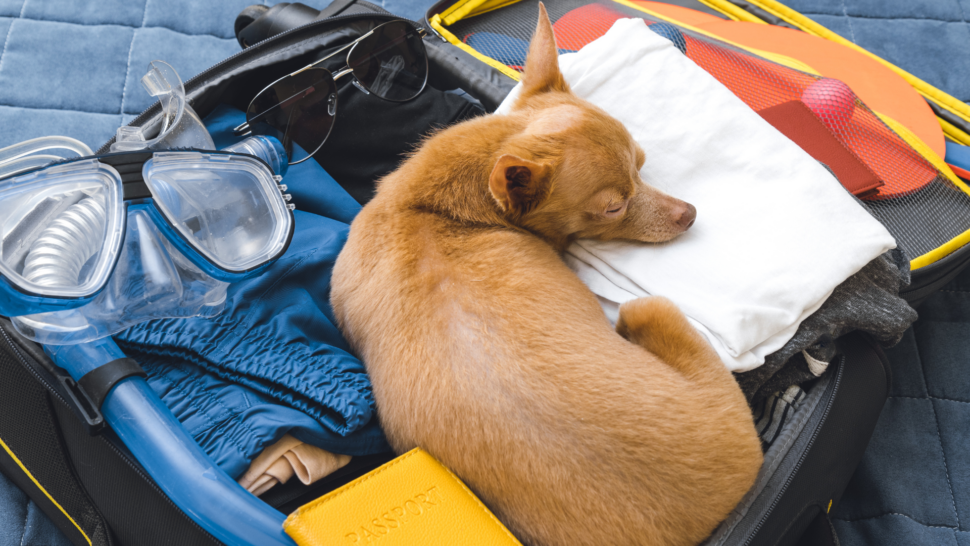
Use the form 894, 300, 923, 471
758, 100, 884, 196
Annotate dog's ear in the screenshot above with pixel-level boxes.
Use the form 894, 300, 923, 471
520, 3, 568, 98
489, 154, 553, 215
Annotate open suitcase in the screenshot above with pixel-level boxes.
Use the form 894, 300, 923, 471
1, 0, 968, 544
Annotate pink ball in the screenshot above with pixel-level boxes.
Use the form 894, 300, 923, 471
801, 78, 856, 128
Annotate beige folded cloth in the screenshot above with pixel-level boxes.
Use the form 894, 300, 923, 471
238, 435, 352, 497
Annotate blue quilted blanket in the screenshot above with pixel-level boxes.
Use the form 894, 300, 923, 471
0, 0, 429, 151
1, 0, 969, 544
774, 2, 970, 544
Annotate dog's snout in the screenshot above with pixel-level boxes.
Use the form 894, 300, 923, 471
673, 202, 696, 231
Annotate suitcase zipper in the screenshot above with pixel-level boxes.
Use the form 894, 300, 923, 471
0, 322, 69, 408
742, 355, 845, 545
0, 321, 107, 432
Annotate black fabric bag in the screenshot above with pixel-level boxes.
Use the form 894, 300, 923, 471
0, 2, 903, 545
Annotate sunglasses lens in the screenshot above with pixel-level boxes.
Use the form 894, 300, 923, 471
348, 21, 428, 102
245, 68, 338, 164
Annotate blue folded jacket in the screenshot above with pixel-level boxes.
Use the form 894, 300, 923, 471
114, 105, 389, 478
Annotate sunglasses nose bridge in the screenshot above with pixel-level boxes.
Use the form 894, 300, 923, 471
332, 67, 355, 81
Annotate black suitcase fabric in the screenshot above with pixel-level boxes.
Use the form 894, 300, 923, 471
0, 2, 897, 546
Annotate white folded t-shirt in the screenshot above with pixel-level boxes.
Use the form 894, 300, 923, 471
496, 18, 896, 371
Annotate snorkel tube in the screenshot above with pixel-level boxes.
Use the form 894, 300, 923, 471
0, 61, 296, 546
46, 340, 297, 546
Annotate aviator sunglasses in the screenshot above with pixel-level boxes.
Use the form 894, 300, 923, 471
234, 20, 429, 165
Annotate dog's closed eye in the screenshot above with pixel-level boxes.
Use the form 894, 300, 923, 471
604, 200, 628, 217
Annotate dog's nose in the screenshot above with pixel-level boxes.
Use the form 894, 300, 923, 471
674, 202, 696, 230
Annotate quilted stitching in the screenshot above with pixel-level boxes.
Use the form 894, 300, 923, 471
23, 0, 148, 27
832, 274, 970, 544
0, 0, 337, 150
0, 20, 135, 112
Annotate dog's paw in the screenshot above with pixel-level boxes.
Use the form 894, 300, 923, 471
616, 296, 682, 338
616, 297, 732, 383
616, 296, 705, 358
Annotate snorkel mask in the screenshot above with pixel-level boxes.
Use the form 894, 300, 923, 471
1, 146, 294, 343
0, 61, 294, 344
0, 61, 302, 546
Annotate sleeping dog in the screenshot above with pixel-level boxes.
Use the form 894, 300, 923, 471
331, 5, 762, 544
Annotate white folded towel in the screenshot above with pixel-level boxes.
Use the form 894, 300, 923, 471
496, 18, 896, 371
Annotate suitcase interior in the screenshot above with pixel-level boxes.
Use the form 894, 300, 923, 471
0, 6, 893, 545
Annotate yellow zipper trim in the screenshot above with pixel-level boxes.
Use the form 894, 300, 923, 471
911, 226, 970, 270
882, 114, 970, 268
941, 117, 970, 147
465, 0, 525, 19
440, 0, 525, 25
0, 435, 92, 546
883, 112, 970, 268
735, 0, 970, 144
697, 0, 767, 23
430, 14, 522, 81
439, 0, 488, 26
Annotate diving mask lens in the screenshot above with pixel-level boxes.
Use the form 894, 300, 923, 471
0, 160, 124, 308
144, 152, 292, 273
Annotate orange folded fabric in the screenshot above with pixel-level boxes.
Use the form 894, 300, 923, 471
238, 435, 352, 497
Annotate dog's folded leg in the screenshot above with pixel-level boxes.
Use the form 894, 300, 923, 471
616, 296, 735, 386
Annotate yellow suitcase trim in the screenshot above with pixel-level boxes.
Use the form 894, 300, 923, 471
0, 435, 92, 546
430, 13, 523, 81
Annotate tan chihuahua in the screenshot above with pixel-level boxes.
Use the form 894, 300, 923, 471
331, 6, 763, 545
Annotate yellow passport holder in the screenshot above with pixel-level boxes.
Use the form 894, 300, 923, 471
283, 448, 523, 545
